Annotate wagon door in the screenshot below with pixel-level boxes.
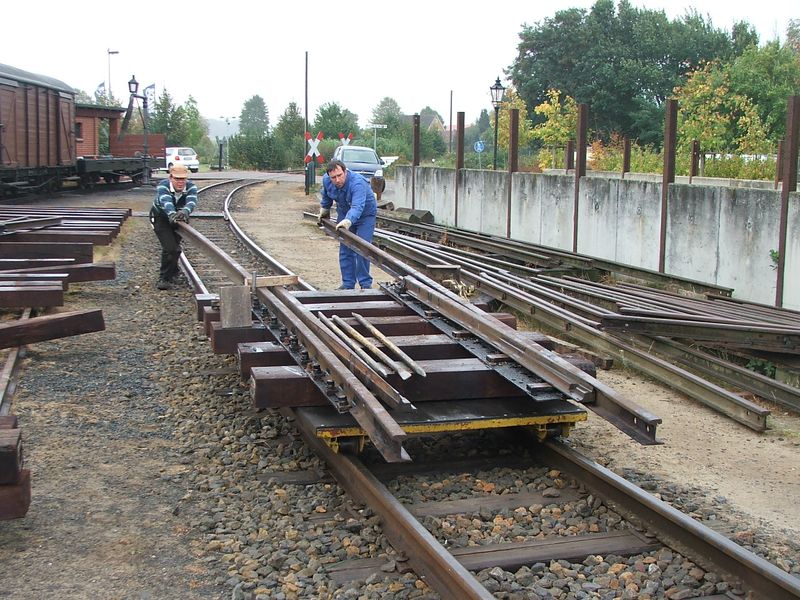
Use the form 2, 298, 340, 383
0, 86, 17, 167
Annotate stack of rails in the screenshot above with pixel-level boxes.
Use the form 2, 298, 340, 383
372, 224, 799, 431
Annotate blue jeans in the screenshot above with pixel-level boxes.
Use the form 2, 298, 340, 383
338, 213, 376, 289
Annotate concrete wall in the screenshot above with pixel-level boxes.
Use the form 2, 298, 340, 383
394, 165, 800, 307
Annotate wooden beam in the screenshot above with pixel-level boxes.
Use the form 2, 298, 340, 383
245, 274, 300, 288
0, 309, 105, 349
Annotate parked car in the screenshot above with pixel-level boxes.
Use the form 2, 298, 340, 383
165, 147, 200, 173
332, 145, 384, 181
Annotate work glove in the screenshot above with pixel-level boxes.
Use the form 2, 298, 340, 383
317, 207, 330, 224
176, 208, 190, 223
335, 219, 352, 231
168, 211, 180, 224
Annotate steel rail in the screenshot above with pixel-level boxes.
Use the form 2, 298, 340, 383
291, 408, 495, 600
330, 314, 412, 380
370, 228, 774, 431
317, 313, 392, 378
257, 286, 410, 463
321, 220, 662, 444
351, 312, 427, 378
540, 439, 800, 600
221, 182, 314, 291
376, 215, 735, 296
600, 314, 800, 353
176, 217, 412, 462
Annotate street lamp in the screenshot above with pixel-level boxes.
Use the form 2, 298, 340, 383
128, 75, 150, 184
490, 76, 506, 170
107, 49, 118, 100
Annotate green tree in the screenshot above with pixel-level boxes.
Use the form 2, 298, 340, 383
240, 95, 270, 136
273, 102, 306, 169
313, 102, 359, 139
149, 89, 188, 146
509, 0, 749, 142
371, 97, 402, 131
674, 61, 770, 154
727, 41, 800, 140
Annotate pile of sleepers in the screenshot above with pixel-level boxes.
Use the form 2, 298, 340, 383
0, 205, 127, 519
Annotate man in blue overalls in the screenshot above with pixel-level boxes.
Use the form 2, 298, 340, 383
317, 159, 377, 290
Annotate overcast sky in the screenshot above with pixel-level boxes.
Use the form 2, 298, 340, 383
2, 1, 794, 132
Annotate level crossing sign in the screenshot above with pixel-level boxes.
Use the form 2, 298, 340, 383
339, 133, 353, 145
305, 131, 325, 164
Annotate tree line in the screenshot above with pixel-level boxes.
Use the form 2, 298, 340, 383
81, 0, 800, 178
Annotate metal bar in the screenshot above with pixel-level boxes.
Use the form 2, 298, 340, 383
776, 95, 800, 306
659, 99, 678, 272
600, 314, 800, 353
462, 271, 768, 431
258, 287, 410, 463
292, 411, 495, 600
541, 440, 800, 600
351, 312, 427, 377
317, 313, 391, 378
323, 221, 662, 444
331, 314, 412, 380
269, 288, 414, 413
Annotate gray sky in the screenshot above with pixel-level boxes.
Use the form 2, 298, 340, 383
2, 1, 794, 131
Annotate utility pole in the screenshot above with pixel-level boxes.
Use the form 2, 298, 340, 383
107, 49, 119, 100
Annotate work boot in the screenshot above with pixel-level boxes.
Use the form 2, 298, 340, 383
156, 279, 171, 290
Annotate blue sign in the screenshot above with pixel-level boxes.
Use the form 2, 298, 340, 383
474, 140, 485, 153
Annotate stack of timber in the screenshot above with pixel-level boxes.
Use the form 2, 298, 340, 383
0, 206, 127, 304
0, 206, 122, 519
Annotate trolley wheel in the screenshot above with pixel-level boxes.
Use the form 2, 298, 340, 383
336, 436, 365, 455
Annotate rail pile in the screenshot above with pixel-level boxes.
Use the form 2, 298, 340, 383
373, 216, 799, 431
0, 205, 124, 520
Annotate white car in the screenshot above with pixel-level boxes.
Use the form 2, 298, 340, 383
165, 147, 200, 173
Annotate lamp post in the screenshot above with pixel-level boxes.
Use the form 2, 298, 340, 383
490, 76, 506, 170
107, 49, 118, 100
128, 75, 149, 184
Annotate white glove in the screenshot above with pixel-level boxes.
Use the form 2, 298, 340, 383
317, 207, 330, 224
335, 219, 352, 231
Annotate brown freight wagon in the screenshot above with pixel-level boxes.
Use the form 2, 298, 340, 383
1, 63, 162, 195
0, 63, 76, 192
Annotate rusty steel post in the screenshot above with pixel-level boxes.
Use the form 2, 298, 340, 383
776, 96, 800, 307
659, 99, 678, 273
507, 108, 519, 238
412, 114, 420, 210
573, 103, 588, 253
775, 139, 784, 190
690, 139, 700, 183
565, 140, 575, 171
455, 111, 464, 228
622, 137, 631, 178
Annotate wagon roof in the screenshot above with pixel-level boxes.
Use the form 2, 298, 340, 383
0, 63, 75, 94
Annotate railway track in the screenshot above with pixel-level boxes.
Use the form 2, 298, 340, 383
175, 181, 800, 599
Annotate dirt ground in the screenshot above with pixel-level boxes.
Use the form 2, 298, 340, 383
241, 179, 800, 538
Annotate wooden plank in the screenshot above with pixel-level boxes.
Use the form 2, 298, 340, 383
220, 286, 252, 328
0, 231, 114, 245
249, 366, 326, 409
209, 322, 270, 355
0, 286, 64, 308
325, 531, 659, 584
0, 428, 22, 484
0, 262, 115, 283
0, 241, 94, 264
237, 341, 295, 378
292, 289, 391, 304
0, 416, 19, 429
0, 258, 75, 270
406, 489, 580, 518
246, 275, 300, 288
303, 301, 414, 318
0, 469, 30, 520
0, 309, 105, 349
